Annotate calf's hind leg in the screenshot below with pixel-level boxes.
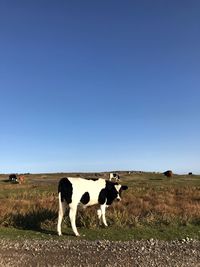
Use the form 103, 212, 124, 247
57, 193, 66, 236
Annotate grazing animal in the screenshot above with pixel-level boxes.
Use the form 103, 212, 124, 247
163, 170, 173, 177
9, 174, 17, 182
18, 175, 25, 184
57, 177, 128, 237
109, 173, 120, 181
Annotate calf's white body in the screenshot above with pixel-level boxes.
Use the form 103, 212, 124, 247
57, 177, 127, 236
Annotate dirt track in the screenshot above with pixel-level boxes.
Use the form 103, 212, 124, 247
0, 239, 200, 267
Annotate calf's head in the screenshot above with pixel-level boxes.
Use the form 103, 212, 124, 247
106, 181, 128, 204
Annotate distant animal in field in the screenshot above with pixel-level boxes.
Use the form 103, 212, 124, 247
18, 175, 25, 184
57, 177, 128, 236
163, 170, 173, 177
109, 173, 120, 181
188, 172, 193, 175
9, 174, 17, 182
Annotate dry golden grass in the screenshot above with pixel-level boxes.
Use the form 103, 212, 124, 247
0, 172, 200, 231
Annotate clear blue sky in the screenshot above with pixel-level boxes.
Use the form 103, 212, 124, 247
0, 1, 199, 174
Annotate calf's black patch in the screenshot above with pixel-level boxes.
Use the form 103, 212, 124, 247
98, 181, 118, 205
58, 177, 73, 204
98, 188, 107, 204
105, 181, 118, 205
80, 192, 90, 204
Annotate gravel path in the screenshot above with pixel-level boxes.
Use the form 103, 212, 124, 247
0, 239, 199, 267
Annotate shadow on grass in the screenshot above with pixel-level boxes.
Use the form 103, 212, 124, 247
12, 208, 58, 234
2, 179, 18, 184
10, 209, 88, 237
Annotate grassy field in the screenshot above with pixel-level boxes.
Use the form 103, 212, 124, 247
0, 172, 200, 241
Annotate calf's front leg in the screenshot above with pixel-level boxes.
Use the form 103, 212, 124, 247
69, 204, 80, 236
100, 204, 108, 227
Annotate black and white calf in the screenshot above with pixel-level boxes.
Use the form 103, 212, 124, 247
57, 177, 128, 236
109, 173, 120, 182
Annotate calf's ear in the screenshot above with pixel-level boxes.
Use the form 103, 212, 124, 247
121, 185, 128, 190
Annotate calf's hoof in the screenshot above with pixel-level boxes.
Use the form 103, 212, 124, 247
75, 233, 80, 237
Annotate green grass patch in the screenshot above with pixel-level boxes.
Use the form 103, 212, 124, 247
1, 224, 200, 241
